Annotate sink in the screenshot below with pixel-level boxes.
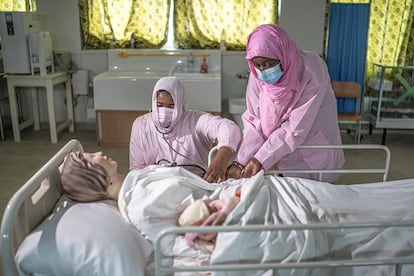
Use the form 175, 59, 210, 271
173, 72, 220, 79
99, 70, 168, 78
173, 73, 221, 111
94, 70, 222, 112
93, 70, 169, 110
93, 50, 222, 113
93, 50, 223, 145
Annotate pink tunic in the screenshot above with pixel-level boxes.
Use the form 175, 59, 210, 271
129, 77, 241, 173
237, 24, 345, 182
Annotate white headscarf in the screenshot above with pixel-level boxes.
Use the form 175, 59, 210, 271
151, 76, 186, 133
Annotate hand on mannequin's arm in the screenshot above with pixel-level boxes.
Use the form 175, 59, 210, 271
204, 146, 234, 183
226, 158, 262, 179
242, 158, 263, 178
226, 160, 244, 179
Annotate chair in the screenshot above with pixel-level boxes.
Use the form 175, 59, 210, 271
331, 81, 362, 143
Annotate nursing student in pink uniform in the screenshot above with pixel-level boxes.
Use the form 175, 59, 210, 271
129, 76, 241, 183
227, 24, 345, 183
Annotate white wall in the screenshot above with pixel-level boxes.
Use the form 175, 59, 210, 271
279, 0, 326, 56
36, 0, 82, 51
221, 52, 249, 118
4, 0, 325, 127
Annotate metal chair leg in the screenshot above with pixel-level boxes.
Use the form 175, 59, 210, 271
355, 120, 362, 144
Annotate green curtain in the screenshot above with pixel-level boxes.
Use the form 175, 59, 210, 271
366, 0, 414, 78
331, 0, 369, 2
78, 0, 170, 49
78, 0, 277, 50
174, 0, 278, 50
0, 0, 36, 11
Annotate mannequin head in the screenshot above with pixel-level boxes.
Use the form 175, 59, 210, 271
60, 151, 118, 202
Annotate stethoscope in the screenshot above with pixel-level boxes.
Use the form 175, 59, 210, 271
154, 122, 207, 177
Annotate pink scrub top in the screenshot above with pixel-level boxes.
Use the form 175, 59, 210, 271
129, 76, 241, 173
237, 24, 345, 183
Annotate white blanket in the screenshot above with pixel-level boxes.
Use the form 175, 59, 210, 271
119, 166, 221, 250
118, 165, 414, 275
212, 173, 414, 275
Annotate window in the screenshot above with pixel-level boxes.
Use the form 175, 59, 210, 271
78, 0, 278, 50
0, 0, 36, 12
78, 0, 170, 49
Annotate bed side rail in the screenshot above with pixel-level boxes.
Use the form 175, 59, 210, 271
155, 221, 414, 276
0, 139, 84, 276
209, 144, 391, 182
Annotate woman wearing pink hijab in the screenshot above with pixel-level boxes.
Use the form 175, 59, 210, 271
129, 76, 241, 183
227, 24, 345, 183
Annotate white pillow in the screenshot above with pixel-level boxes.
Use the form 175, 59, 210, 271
15, 197, 154, 276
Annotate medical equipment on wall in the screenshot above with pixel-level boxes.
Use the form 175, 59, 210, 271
0, 12, 53, 75
53, 50, 72, 72
28, 31, 54, 75
71, 70, 89, 96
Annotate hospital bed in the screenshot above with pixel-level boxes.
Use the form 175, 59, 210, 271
1, 139, 414, 276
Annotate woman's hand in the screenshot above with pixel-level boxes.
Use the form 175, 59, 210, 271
204, 146, 233, 183
226, 161, 244, 179
242, 158, 263, 178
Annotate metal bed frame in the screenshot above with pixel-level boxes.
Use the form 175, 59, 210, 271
0, 140, 407, 276
209, 144, 391, 181
0, 139, 84, 276
152, 144, 412, 276
155, 222, 414, 276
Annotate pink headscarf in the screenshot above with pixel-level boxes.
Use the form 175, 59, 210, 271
246, 24, 304, 137
151, 76, 186, 133
246, 24, 304, 102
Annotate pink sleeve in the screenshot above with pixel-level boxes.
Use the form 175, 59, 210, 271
254, 83, 328, 170
236, 74, 266, 165
195, 112, 242, 153
129, 116, 151, 170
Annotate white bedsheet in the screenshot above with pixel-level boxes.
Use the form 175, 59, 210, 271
118, 165, 414, 275
212, 173, 414, 275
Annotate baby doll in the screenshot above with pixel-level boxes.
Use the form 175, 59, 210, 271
178, 190, 241, 248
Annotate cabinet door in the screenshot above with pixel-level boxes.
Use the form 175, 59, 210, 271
97, 110, 147, 145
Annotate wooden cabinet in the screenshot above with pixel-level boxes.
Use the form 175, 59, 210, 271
96, 110, 147, 145
96, 110, 222, 145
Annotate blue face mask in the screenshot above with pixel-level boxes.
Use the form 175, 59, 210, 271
255, 63, 283, 84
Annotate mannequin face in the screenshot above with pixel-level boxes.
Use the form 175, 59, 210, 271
156, 90, 175, 108
82, 152, 118, 176
82, 151, 122, 200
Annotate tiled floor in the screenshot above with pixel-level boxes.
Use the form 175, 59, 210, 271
1, 127, 414, 224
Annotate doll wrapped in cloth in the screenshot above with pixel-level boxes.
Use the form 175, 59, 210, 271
178, 190, 241, 251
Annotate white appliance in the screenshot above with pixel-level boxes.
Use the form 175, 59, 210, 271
28, 31, 54, 75
0, 12, 42, 74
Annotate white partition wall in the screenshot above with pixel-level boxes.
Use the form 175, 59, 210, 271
279, 0, 326, 56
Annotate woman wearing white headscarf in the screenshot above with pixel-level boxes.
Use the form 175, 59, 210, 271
129, 76, 241, 183
226, 24, 345, 183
